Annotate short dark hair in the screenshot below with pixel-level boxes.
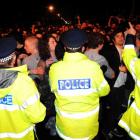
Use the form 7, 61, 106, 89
87, 32, 104, 49
111, 28, 124, 41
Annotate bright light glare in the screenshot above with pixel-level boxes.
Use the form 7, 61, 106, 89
48, 5, 54, 12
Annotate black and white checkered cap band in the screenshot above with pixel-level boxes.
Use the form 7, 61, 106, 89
0, 53, 15, 63
66, 46, 81, 50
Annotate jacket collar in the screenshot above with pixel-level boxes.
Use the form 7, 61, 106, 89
63, 52, 88, 62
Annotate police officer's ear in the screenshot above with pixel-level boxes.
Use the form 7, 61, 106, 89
64, 46, 66, 51
81, 46, 86, 53
10, 54, 17, 67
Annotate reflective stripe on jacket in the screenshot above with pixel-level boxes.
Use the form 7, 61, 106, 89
0, 65, 46, 140
49, 52, 110, 140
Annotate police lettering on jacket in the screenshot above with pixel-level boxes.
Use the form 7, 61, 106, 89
0, 95, 13, 105
58, 79, 91, 90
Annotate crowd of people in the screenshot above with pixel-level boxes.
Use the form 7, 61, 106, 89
0, 15, 140, 140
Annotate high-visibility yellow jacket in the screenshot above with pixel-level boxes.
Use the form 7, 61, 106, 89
49, 52, 110, 140
0, 65, 46, 140
118, 35, 140, 140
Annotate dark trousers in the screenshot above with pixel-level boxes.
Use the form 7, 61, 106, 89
109, 85, 125, 130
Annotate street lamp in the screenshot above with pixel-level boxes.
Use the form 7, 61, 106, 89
48, 5, 54, 13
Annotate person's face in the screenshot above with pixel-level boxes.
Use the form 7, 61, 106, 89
136, 39, 140, 49
24, 40, 33, 54
111, 23, 117, 29
48, 37, 57, 52
135, 24, 140, 32
113, 32, 125, 46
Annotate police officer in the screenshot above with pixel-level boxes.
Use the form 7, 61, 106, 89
0, 37, 46, 140
49, 29, 110, 140
118, 23, 140, 139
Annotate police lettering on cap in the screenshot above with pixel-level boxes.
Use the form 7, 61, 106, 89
0, 37, 17, 62
61, 29, 88, 49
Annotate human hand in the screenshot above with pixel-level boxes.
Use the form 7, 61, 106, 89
30, 67, 45, 75
18, 54, 28, 59
125, 22, 136, 36
46, 58, 54, 67
119, 65, 127, 73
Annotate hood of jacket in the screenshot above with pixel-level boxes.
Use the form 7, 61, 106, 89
0, 65, 28, 98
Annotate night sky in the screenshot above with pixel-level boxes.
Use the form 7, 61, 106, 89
0, 0, 139, 26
